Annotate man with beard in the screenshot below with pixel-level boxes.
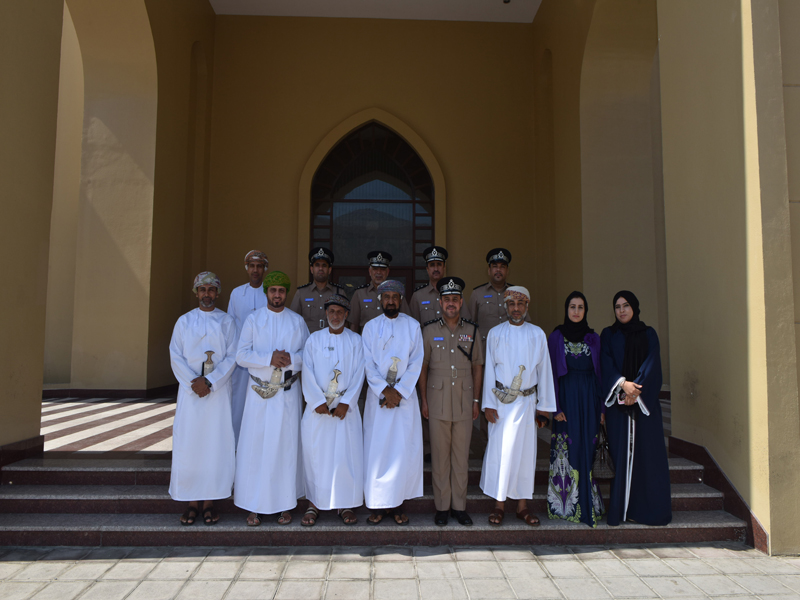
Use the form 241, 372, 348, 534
168, 272, 237, 526
480, 286, 556, 527
419, 277, 483, 526
234, 271, 310, 526
361, 280, 423, 525
227, 250, 269, 446
409, 246, 448, 325
300, 294, 365, 526
290, 247, 346, 333
349, 251, 410, 333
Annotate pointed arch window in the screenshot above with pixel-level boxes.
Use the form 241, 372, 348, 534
311, 122, 434, 296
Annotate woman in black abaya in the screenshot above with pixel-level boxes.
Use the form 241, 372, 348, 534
600, 291, 671, 526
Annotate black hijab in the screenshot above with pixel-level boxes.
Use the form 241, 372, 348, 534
555, 291, 593, 343
610, 290, 649, 381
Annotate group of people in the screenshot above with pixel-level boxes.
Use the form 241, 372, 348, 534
168, 244, 671, 529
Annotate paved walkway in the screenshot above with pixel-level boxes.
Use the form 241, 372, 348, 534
1, 543, 798, 600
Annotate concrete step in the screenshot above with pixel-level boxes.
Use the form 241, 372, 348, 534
0, 482, 723, 515
0, 510, 747, 547
1, 456, 704, 486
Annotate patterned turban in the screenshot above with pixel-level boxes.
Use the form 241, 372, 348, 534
192, 271, 221, 294
377, 279, 405, 298
263, 270, 291, 295
244, 250, 268, 269
504, 286, 530, 303
324, 294, 351, 312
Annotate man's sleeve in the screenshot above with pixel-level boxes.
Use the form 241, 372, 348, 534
348, 291, 362, 331
205, 316, 238, 389
481, 333, 498, 411
236, 314, 271, 370
289, 290, 302, 314
169, 319, 197, 392
394, 322, 423, 400
301, 338, 326, 410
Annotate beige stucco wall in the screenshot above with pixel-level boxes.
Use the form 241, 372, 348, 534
44, 3, 84, 386
0, 0, 63, 445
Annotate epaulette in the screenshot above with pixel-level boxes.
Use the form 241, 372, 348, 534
473, 282, 488, 290
422, 318, 441, 328
297, 282, 312, 289
414, 282, 429, 292
331, 281, 345, 289
461, 318, 478, 327
355, 283, 370, 290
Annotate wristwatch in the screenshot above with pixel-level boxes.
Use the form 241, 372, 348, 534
203, 377, 212, 388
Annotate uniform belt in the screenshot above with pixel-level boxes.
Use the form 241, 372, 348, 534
429, 367, 471, 379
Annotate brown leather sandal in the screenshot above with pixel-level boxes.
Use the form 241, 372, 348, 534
277, 510, 292, 525
516, 508, 540, 526
488, 508, 505, 526
338, 509, 357, 525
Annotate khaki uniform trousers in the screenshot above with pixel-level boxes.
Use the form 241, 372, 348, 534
429, 417, 473, 511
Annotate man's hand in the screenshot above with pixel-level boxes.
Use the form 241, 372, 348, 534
315, 403, 331, 416
472, 402, 480, 421
554, 412, 567, 422
191, 377, 211, 398
485, 407, 499, 424
332, 403, 349, 420
382, 387, 402, 408
270, 350, 291, 369
421, 398, 429, 419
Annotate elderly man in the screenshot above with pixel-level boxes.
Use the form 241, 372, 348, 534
234, 271, 310, 526
410, 246, 448, 325
227, 250, 269, 446
168, 272, 237, 526
419, 277, 483, 526
480, 286, 556, 526
349, 251, 410, 333
300, 294, 365, 526
362, 280, 423, 524
290, 247, 346, 333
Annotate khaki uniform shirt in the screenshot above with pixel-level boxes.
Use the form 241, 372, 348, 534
349, 282, 411, 333
409, 283, 442, 325
422, 318, 484, 422
289, 282, 345, 333
466, 282, 531, 349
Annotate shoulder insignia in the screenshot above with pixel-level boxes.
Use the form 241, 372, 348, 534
461, 318, 478, 327
355, 283, 369, 290
297, 282, 312, 289
422, 318, 441, 328
332, 282, 345, 289
473, 282, 488, 290
506, 283, 515, 287
414, 283, 429, 292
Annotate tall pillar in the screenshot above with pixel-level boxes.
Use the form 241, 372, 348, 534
0, 1, 64, 452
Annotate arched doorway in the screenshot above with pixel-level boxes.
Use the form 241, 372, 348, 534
309, 122, 434, 297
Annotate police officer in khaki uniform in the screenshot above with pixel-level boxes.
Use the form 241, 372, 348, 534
290, 247, 345, 332
419, 277, 484, 526
410, 246, 447, 324
348, 251, 410, 333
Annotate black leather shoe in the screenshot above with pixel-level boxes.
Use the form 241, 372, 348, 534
434, 510, 449, 526
450, 510, 473, 526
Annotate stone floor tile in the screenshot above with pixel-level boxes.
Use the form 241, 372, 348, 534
640, 577, 703, 598
58, 561, 116, 580
373, 579, 419, 600
41, 548, 90, 562
283, 561, 328, 580
78, 580, 138, 600
12, 562, 72, 581
414, 547, 453, 561
662, 558, 720, 576
458, 560, 504, 578
124, 547, 169, 561
126, 580, 185, 600
291, 548, 332, 562
570, 547, 617, 561
533, 546, 574, 560
100, 561, 157, 581
751, 559, 800, 574
717, 542, 765, 557
327, 561, 370, 580
146, 561, 198, 581
610, 548, 653, 560
648, 546, 696, 559
175, 580, 231, 600
81, 547, 130, 561
274, 580, 324, 600
415, 560, 460, 579
757, 596, 800, 600
584, 559, 635, 578
781, 557, 800, 569
685, 545, 737, 558
238, 561, 286, 580
192, 561, 241, 580
331, 547, 373, 561
0, 563, 25, 579
454, 548, 495, 562
163, 547, 211, 562
508, 577, 564, 599
499, 560, 548, 579
206, 547, 252, 561
774, 575, 800, 592
553, 578, 610, 599
463, 578, 516, 599
225, 580, 279, 600
374, 561, 415, 579
543, 560, 591, 578
419, 578, 468, 600
624, 559, 679, 577
703, 559, 763, 574
324, 580, 370, 600
248, 548, 294, 562
373, 547, 413, 561
728, 574, 793, 595
1, 549, 51, 562
492, 546, 535, 561
30, 580, 90, 600
0, 581, 45, 600
682, 575, 747, 596
597, 577, 659, 598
